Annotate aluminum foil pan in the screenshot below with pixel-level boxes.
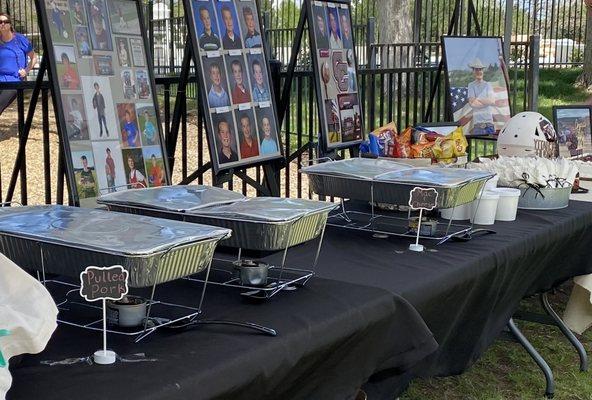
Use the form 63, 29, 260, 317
106, 198, 337, 251
301, 158, 412, 201
97, 185, 246, 212
516, 185, 572, 210
301, 158, 412, 180
0, 206, 231, 287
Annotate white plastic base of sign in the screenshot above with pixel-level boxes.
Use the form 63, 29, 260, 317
94, 349, 116, 365
408, 244, 424, 252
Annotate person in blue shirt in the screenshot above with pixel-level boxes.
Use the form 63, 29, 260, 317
142, 110, 157, 145
0, 13, 37, 114
259, 116, 278, 154
207, 62, 230, 108
123, 109, 139, 147
251, 60, 270, 103
242, 7, 261, 48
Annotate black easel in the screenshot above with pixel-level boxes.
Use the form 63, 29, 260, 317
167, 40, 280, 197
3, 49, 71, 205
423, 0, 482, 122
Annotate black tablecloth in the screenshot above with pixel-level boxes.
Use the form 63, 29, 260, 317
7, 276, 436, 400
283, 200, 592, 394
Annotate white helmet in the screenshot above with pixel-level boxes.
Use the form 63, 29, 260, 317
497, 112, 558, 158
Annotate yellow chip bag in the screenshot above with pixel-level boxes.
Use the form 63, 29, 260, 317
450, 127, 468, 157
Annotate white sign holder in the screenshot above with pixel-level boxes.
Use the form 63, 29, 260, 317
79, 265, 129, 365
408, 187, 439, 252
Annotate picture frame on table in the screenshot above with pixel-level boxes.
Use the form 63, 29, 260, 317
553, 105, 592, 158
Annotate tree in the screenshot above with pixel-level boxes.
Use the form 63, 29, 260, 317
576, 4, 592, 89
376, 0, 413, 68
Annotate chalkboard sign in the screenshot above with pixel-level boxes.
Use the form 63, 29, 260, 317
80, 266, 129, 302
408, 187, 438, 211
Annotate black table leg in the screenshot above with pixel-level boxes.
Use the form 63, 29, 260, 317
540, 292, 588, 372
507, 318, 555, 398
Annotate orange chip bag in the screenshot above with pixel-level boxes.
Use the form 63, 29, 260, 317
395, 127, 412, 158
411, 141, 435, 159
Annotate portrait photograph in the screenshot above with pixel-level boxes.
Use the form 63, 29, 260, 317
236, 1, 262, 49
554, 106, 592, 158
71, 146, 99, 199
337, 93, 363, 142
136, 103, 159, 146
46, 0, 74, 44
135, 69, 151, 99
120, 69, 136, 100
69, 0, 87, 25
338, 7, 353, 49
324, 99, 341, 144
202, 55, 231, 109
122, 148, 148, 189
107, 0, 141, 34
443, 36, 511, 136
311, 3, 329, 50
93, 54, 114, 75
117, 103, 141, 148
115, 37, 131, 67
192, 0, 221, 51
81, 76, 119, 140
211, 111, 240, 165
91, 140, 127, 194
54, 45, 81, 90
246, 53, 270, 103
74, 26, 92, 58
86, 0, 113, 51
129, 37, 146, 67
318, 56, 338, 100
234, 108, 260, 159
62, 93, 89, 140
255, 106, 280, 156
326, 5, 342, 49
216, 1, 243, 50
142, 145, 166, 187
226, 54, 252, 105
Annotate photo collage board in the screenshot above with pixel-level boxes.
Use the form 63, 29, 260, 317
186, 0, 283, 173
39, 0, 168, 206
307, 0, 363, 151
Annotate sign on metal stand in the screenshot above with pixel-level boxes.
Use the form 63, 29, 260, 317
80, 265, 129, 365
408, 187, 438, 252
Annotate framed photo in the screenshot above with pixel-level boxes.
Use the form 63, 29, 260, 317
185, 0, 283, 173
442, 36, 512, 136
553, 105, 592, 158
307, 0, 364, 152
35, 0, 170, 206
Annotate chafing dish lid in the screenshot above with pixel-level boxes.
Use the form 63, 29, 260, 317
97, 185, 246, 212
300, 158, 412, 180
0, 205, 231, 255
375, 168, 495, 187
190, 198, 337, 222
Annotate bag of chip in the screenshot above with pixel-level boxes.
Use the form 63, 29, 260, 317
450, 126, 468, 157
433, 137, 455, 162
395, 127, 412, 158
411, 141, 435, 159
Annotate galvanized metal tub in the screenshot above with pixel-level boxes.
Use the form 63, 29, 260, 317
0, 206, 231, 287
516, 185, 572, 210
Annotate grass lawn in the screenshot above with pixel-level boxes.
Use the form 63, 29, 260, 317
402, 284, 592, 399
514, 68, 590, 121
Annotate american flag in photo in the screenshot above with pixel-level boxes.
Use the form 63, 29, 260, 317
450, 86, 511, 134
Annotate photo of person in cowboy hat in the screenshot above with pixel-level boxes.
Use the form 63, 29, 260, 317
467, 57, 496, 136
